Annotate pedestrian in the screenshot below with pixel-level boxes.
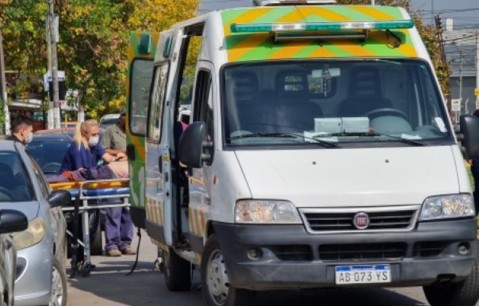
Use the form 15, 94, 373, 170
100, 112, 136, 256
60, 119, 122, 172
6, 116, 33, 145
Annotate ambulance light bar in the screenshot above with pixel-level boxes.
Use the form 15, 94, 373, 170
230, 20, 414, 33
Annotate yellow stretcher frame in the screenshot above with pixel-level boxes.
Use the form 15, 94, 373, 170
50, 179, 130, 277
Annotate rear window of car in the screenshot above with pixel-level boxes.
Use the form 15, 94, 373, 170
27, 137, 72, 174
0, 151, 34, 202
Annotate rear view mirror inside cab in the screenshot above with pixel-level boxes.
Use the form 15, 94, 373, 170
312, 68, 341, 78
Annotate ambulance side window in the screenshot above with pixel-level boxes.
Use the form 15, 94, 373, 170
193, 70, 213, 146
147, 63, 169, 143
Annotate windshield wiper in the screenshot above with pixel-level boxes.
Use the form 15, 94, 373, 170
229, 132, 340, 148
228, 132, 297, 140
367, 132, 426, 146
306, 135, 340, 148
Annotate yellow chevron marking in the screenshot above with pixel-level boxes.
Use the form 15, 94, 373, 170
302, 7, 353, 22
269, 41, 310, 59
228, 34, 271, 62
353, 6, 397, 21
224, 8, 274, 36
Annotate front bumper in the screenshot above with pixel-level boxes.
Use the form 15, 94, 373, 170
214, 218, 477, 290
14, 239, 52, 306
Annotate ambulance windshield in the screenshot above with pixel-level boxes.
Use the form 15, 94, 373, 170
222, 59, 453, 147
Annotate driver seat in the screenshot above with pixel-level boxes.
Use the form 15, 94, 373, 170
339, 65, 392, 117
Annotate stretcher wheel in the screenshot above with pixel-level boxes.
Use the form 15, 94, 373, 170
81, 262, 94, 277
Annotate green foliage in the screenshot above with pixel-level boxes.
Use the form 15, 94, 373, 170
0, 0, 199, 119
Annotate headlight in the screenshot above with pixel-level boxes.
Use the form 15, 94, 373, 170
235, 200, 301, 224
420, 194, 475, 221
12, 217, 46, 250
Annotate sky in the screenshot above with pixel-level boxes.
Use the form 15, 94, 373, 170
200, 0, 478, 29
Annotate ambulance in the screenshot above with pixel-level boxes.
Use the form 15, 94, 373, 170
126, 1, 479, 305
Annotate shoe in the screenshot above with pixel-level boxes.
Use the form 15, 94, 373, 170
106, 248, 122, 257
121, 246, 136, 255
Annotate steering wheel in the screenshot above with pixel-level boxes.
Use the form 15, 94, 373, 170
0, 186, 14, 201
364, 108, 408, 121
42, 162, 62, 174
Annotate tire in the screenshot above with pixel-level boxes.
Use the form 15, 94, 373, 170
201, 234, 255, 306
423, 250, 479, 306
163, 247, 192, 291
49, 257, 67, 306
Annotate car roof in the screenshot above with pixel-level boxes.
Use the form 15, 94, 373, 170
0, 140, 16, 150
100, 114, 120, 121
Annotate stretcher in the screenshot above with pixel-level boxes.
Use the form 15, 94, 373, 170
50, 179, 130, 277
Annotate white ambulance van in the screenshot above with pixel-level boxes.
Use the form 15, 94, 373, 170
127, 1, 479, 305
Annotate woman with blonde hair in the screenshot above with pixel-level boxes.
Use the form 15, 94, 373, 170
60, 119, 125, 172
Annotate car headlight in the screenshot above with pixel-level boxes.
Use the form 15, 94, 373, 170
12, 217, 46, 250
420, 194, 475, 221
235, 200, 301, 224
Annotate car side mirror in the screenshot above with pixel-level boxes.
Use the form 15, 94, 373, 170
460, 115, 479, 159
0, 210, 28, 234
178, 121, 212, 168
48, 189, 71, 208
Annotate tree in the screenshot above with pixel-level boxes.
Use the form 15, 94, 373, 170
0, 0, 199, 119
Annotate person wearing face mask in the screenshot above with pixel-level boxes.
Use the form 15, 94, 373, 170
100, 112, 135, 257
6, 116, 34, 145
60, 119, 123, 172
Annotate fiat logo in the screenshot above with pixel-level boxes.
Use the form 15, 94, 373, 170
353, 212, 369, 230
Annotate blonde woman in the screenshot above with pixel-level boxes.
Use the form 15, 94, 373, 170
60, 119, 125, 172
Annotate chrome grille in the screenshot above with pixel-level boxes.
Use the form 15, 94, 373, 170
300, 206, 418, 233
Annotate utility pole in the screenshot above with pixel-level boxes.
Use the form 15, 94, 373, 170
476, 31, 479, 110
459, 51, 463, 115
0, 32, 10, 135
47, 0, 60, 129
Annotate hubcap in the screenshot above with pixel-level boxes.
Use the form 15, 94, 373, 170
207, 249, 229, 305
49, 265, 63, 306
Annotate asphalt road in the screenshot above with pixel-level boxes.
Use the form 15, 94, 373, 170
67, 229, 432, 306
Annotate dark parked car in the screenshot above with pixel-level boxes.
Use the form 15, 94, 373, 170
27, 130, 73, 174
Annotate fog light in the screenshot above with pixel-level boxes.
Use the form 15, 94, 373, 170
458, 242, 470, 255
247, 248, 263, 260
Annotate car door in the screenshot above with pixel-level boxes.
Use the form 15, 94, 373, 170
24, 149, 66, 260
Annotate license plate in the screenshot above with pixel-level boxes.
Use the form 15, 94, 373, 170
335, 264, 391, 285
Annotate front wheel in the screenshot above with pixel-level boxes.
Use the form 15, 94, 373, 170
423, 250, 479, 306
49, 257, 67, 306
201, 234, 255, 306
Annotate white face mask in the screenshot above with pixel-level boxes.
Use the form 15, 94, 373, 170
25, 132, 33, 144
88, 135, 99, 146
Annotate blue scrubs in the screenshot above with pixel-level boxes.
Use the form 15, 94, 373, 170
60, 142, 106, 172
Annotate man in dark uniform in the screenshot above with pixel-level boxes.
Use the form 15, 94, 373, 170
6, 116, 33, 145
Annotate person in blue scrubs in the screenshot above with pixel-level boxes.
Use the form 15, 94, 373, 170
61, 119, 124, 172
60, 119, 125, 260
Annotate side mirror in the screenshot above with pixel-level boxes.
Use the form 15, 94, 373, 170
0, 210, 28, 234
48, 189, 71, 208
178, 122, 212, 168
460, 115, 479, 159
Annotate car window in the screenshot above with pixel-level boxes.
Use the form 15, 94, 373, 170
27, 155, 51, 198
0, 151, 34, 202
27, 137, 71, 174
